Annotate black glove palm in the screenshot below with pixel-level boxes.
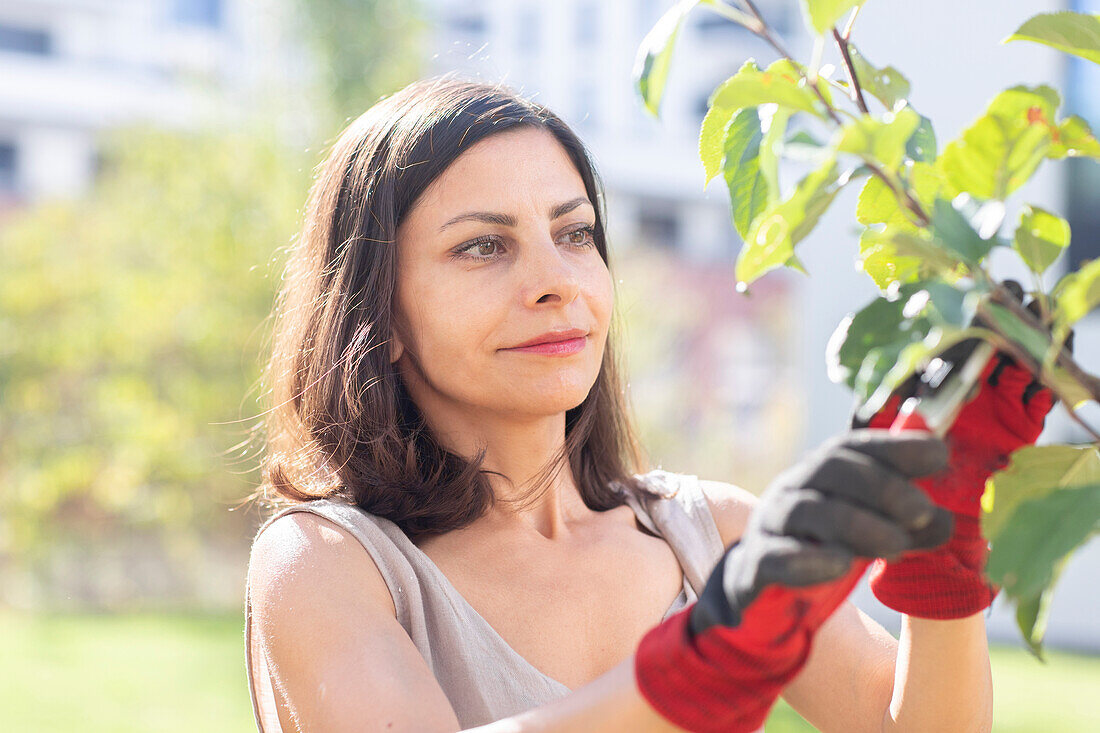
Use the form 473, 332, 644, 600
690, 429, 954, 637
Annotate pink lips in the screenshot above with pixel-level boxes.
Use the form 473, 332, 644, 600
504, 336, 586, 356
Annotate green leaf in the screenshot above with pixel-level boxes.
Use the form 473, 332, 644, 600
760, 105, 794, 206
982, 445, 1100, 553
800, 0, 866, 36
983, 445, 1100, 653
835, 107, 921, 170
827, 279, 986, 416
787, 130, 825, 147
633, 0, 700, 117
1013, 205, 1070, 275
709, 60, 826, 119
1049, 115, 1100, 159
905, 113, 937, 163
1004, 11, 1100, 66
846, 44, 911, 112
858, 228, 967, 287
1046, 363, 1094, 411
700, 60, 760, 184
857, 228, 924, 290
930, 197, 998, 264
1015, 555, 1069, 659
855, 161, 943, 230
736, 156, 842, 286
1054, 256, 1100, 326
982, 301, 1057, 365
938, 85, 1060, 200
986, 483, 1100, 600
721, 107, 769, 240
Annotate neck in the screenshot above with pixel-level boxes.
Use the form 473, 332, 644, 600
421, 406, 595, 543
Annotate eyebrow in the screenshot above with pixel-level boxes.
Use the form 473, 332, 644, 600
438, 196, 593, 232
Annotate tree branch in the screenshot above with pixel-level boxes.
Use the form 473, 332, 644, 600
832, 28, 869, 115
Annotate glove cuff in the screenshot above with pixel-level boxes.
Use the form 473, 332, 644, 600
634, 561, 869, 732
869, 513, 999, 619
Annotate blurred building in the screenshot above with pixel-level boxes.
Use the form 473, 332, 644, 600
0, 0, 304, 208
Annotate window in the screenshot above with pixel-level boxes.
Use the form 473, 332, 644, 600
1064, 0, 1100, 270
0, 23, 51, 56
173, 0, 222, 28
637, 202, 681, 250
447, 12, 487, 36
0, 142, 18, 191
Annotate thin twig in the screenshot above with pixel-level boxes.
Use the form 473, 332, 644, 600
970, 269, 1100, 440
832, 28, 869, 115
737, 0, 931, 227
842, 6, 861, 40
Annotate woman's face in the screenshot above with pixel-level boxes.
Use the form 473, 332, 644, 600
392, 126, 613, 431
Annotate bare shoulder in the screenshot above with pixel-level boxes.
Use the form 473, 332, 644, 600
248, 509, 396, 619
696, 478, 758, 548
247, 509, 460, 731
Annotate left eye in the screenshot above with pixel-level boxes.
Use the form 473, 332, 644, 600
455, 225, 596, 260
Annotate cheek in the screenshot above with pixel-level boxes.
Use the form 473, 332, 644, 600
584, 261, 614, 330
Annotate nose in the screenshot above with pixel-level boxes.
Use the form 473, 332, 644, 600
523, 235, 581, 307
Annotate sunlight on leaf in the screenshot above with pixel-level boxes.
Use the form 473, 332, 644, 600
800, 0, 866, 36
1004, 11, 1100, 66
1013, 205, 1070, 275
634, 0, 701, 117
938, 85, 1060, 200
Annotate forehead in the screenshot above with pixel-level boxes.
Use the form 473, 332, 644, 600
405, 126, 588, 226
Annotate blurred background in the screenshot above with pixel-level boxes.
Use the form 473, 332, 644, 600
1, 0, 1098, 730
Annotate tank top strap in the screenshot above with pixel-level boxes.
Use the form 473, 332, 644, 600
617, 469, 727, 597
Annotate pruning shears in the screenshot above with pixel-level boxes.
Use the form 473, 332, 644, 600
888, 341, 997, 439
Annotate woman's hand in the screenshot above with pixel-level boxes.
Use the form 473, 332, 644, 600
633, 429, 951, 733
853, 278, 1074, 619
690, 428, 953, 638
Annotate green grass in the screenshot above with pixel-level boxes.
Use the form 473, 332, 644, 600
766, 646, 1100, 732
2, 607, 1098, 731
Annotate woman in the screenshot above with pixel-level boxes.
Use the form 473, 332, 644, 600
245, 74, 1046, 731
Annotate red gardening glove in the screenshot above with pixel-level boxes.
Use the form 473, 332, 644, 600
852, 281, 1072, 618
634, 430, 950, 731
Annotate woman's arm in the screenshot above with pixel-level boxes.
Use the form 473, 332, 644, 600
884, 614, 993, 732
470, 656, 690, 733
250, 512, 692, 733
700, 479, 994, 733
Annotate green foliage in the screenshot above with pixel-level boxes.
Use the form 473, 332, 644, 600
929, 197, 1001, 265
1013, 205, 1070, 275
835, 107, 921, 170
0, 126, 309, 566
844, 44, 911, 112
1053, 257, 1100, 327
938, 85, 1061, 200
982, 445, 1100, 656
637, 2, 1100, 652
800, 0, 867, 36
736, 156, 844, 285
634, 0, 702, 117
708, 60, 827, 119
722, 107, 770, 239
1004, 11, 1100, 66
827, 279, 987, 419
295, 0, 429, 124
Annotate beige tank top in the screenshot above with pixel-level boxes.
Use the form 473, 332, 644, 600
244, 469, 729, 731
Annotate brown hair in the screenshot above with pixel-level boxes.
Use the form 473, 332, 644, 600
253, 74, 657, 541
